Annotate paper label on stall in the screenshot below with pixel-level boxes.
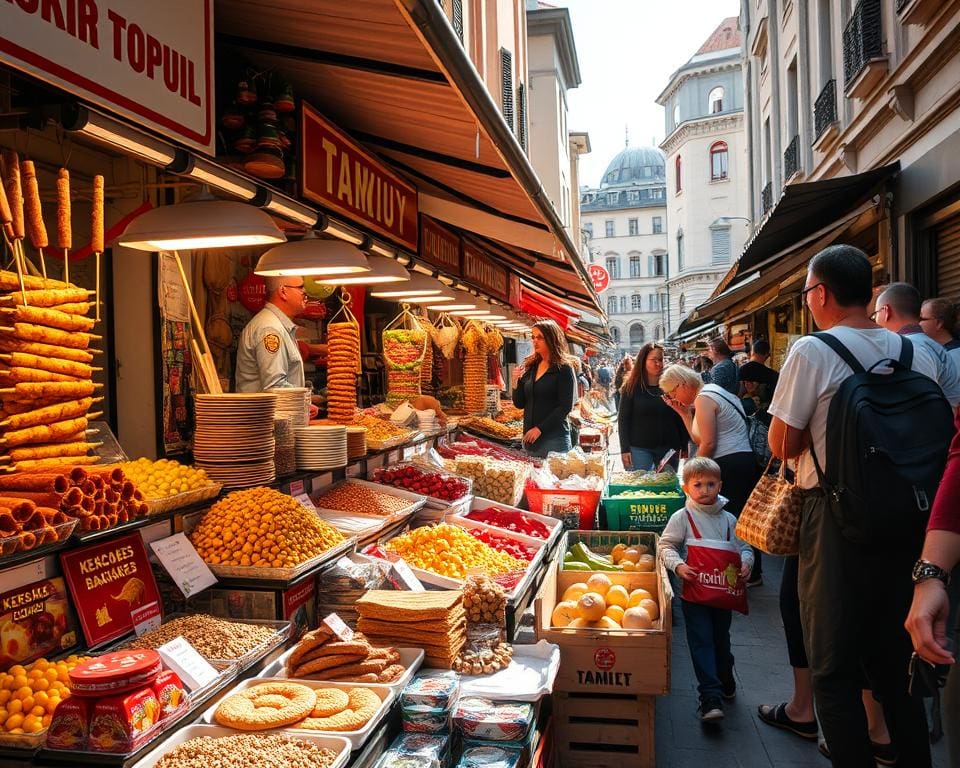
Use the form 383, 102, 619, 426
158, 636, 219, 691
150, 533, 218, 598
295, 494, 318, 513
289, 480, 306, 496
322, 613, 354, 641
131, 601, 162, 637
389, 559, 425, 592
388, 450, 401, 464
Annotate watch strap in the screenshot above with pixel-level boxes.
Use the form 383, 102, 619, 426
913, 559, 951, 585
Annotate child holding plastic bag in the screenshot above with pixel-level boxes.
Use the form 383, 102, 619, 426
659, 457, 754, 724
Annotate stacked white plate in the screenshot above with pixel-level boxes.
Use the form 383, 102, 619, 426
267, 387, 311, 428
295, 425, 348, 470
193, 393, 277, 487
346, 427, 367, 460
417, 410, 438, 432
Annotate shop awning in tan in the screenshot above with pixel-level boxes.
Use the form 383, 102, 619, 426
214, 0, 601, 312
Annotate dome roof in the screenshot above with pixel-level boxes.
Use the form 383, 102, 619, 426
601, 146, 665, 187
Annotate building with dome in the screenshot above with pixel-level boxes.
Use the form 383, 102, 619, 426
656, 17, 749, 337
580, 145, 669, 356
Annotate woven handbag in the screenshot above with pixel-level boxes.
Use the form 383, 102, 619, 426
736, 453, 803, 556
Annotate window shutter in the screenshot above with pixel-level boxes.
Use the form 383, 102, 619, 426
936, 215, 960, 295
517, 82, 528, 151
500, 48, 515, 132
452, 0, 464, 42
711, 228, 731, 265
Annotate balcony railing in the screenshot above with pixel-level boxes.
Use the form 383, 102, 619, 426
843, 0, 883, 88
814, 79, 838, 140
761, 182, 773, 215
784, 134, 800, 179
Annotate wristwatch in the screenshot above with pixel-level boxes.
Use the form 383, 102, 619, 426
912, 559, 951, 586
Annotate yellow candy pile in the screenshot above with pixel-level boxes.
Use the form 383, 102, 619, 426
0, 655, 89, 736
385, 523, 527, 579
120, 458, 214, 498
190, 487, 345, 568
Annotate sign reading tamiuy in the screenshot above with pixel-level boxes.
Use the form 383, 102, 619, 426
301, 102, 418, 252
0, 0, 214, 153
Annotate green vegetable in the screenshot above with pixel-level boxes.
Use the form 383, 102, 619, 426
562, 561, 591, 571
567, 541, 620, 571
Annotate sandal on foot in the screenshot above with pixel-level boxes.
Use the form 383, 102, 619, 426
757, 702, 818, 740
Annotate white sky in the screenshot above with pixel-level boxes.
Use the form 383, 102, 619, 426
555, 0, 742, 189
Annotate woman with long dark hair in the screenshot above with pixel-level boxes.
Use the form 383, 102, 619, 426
511, 319, 577, 458
613, 356, 633, 411
617, 343, 688, 471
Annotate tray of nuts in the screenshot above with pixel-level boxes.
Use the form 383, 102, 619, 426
119, 614, 293, 671
312, 479, 426, 520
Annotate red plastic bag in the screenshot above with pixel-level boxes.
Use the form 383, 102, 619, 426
682, 511, 748, 614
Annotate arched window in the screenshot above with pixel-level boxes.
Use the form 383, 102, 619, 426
631, 294, 642, 311
607, 295, 618, 314
673, 103, 680, 126
629, 324, 645, 348
610, 327, 621, 344
710, 141, 729, 181
675, 155, 682, 194
709, 86, 724, 114
679, 293, 687, 317
606, 256, 620, 279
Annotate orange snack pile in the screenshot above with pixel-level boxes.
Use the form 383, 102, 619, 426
384, 523, 527, 579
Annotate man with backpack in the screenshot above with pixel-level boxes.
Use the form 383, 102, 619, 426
768, 245, 954, 767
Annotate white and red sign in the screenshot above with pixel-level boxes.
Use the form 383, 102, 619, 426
588, 264, 610, 293
0, 0, 215, 154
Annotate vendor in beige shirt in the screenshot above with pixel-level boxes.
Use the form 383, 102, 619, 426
235, 276, 308, 392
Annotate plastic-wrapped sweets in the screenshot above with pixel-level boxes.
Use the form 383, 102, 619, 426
401, 670, 460, 734
376, 732, 451, 768
452, 698, 534, 742
455, 746, 521, 768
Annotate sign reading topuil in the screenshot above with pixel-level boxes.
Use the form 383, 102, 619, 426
0, 0, 215, 154
300, 101, 418, 252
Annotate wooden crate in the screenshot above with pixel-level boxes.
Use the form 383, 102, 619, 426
553, 691, 655, 768
535, 532, 673, 696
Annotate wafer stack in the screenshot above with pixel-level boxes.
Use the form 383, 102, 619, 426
327, 321, 360, 424
284, 625, 407, 683
356, 590, 466, 668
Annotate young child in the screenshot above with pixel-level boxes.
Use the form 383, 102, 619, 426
658, 457, 754, 722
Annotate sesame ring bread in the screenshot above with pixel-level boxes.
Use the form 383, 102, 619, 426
214, 682, 316, 730
310, 688, 351, 717
295, 687, 382, 732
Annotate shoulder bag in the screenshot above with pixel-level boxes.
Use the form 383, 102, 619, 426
735, 432, 802, 555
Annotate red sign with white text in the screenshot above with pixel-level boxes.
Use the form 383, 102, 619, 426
462, 241, 510, 303
588, 264, 610, 293
300, 102, 418, 252
60, 533, 161, 648
419, 216, 461, 273
0, 0, 214, 154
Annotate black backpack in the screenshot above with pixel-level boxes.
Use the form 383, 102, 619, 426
809, 332, 954, 543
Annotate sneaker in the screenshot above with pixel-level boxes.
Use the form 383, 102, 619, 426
699, 697, 724, 722
720, 675, 737, 702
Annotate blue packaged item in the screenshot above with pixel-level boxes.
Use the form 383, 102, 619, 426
455, 745, 521, 768
401, 705, 451, 734
390, 732, 451, 764
375, 753, 438, 768
401, 670, 461, 712
453, 698, 534, 742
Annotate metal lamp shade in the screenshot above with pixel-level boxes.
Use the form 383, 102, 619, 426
254, 238, 370, 276
316, 255, 411, 285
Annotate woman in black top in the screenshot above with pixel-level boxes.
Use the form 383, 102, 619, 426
613, 357, 633, 411
512, 319, 577, 458
618, 343, 688, 470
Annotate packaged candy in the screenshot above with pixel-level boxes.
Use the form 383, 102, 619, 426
453, 698, 534, 741
401, 670, 460, 712
387, 732, 450, 766
401, 705, 450, 734
455, 745, 521, 768
375, 753, 438, 768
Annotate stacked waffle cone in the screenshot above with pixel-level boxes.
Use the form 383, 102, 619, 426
327, 322, 360, 424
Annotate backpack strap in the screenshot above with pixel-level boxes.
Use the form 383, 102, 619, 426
710, 387, 751, 430
809, 332, 865, 374
685, 510, 703, 539
899, 335, 914, 369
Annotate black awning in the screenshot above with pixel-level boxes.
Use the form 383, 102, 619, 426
738, 162, 899, 274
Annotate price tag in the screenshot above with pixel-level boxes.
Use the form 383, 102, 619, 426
295, 494, 318, 512
346, 463, 362, 478
149, 533, 218, 598
316, 473, 333, 490
389, 559, 425, 591
158, 636, 219, 691
322, 612, 354, 641
131, 601, 162, 637
289, 479, 306, 496
402, 447, 414, 461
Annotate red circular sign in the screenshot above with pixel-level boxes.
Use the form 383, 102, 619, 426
238, 272, 267, 313
588, 264, 610, 293
594, 647, 616, 671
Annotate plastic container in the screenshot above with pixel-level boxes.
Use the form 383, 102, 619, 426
523, 482, 600, 530
456, 498, 563, 549
69, 650, 163, 696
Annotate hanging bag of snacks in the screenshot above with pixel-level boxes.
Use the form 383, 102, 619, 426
462, 319, 488, 414
382, 304, 427, 406
326, 290, 362, 424
435, 313, 461, 360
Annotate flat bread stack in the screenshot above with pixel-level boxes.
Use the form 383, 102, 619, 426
283, 625, 406, 683
356, 590, 466, 668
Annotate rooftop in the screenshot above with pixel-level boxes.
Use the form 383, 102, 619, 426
696, 17, 740, 56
